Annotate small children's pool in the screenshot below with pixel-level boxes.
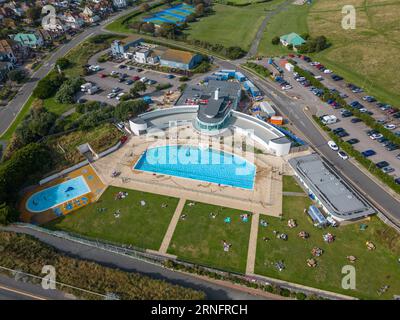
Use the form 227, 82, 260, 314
26, 176, 90, 213
134, 145, 256, 189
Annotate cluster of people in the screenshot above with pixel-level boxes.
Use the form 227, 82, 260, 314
114, 209, 121, 218
111, 170, 121, 178
240, 213, 249, 223
273, 230, 288, 241
298, 231, 309, 239
323, 233, 335, 243
366, 241, 376, 250
307, 258, 317, 268
222, 240, 232, 252
287, 219, 297, 228
115, 191, 128, 200
260, 219, 268, 227
311, 247, 323, 257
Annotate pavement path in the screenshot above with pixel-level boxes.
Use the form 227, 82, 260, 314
247, 0, 294, 57
283, 191, 308, 197
245, 213, 260, 275
159, 198, 186, 254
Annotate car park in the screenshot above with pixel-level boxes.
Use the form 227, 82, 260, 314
362, 149, 376, 157
328, 140, 339, 151
338, 151, 349, 160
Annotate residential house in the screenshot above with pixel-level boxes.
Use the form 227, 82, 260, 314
279, 32, 306, 50
113, 0, 127, 8
133, 48, 160, 64
13, 33, 44, 49
0, 61, 14, 82
111, 35, 143, 57
81, 6, 101, 23
0, 39, 28, 64
62, 12, 85, 29
159, 49, 202, 70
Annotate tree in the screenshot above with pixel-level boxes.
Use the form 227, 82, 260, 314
141, 22, 155, 34
157, 23, 177, 39
140, 3, 150, 11
55, 77, 84, 104
195, 3, 205, 17
132, 81, 147, 93
33, 71, 66, 99
8, 69, 26, 83
26, 7, 41, 22
56, 57, 71, 70
0, 203, 17, 225
271, 36, 280, 45
185, 13, 197, 23
114, 99, 148, 121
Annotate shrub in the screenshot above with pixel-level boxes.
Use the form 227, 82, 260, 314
33, 71, 66, 99
56, 57, 71, 70
271, 36, 280, 45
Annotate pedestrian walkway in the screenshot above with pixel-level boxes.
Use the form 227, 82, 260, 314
283, 191, 307, 197
246, 212, 260, 274
159, 198, 186, 254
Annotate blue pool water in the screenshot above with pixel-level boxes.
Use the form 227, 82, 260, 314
134, 145, 256, 189
26, 176, 90, 212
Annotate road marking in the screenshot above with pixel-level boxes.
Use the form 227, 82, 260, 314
0, 284, 47, 300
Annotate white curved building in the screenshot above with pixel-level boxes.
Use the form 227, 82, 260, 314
129, 80, 292, 156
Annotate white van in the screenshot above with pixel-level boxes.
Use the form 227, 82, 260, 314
321, 115, 337, 125
139, 77, 147, 83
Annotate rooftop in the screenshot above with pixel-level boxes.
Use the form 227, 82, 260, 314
289, 154, 375, 220
280, 32, 306, 46
160, 48, 196, 64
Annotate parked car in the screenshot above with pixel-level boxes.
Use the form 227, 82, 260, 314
350, 117, 362, 123
386, 143, 399, 151
116, 92, 125, 100
370, 133, 383, 140
362, 149, 376, 157
328, 140, 339, 151
112, 87, 121, 93
346, 138, 360, 145
338, 151, 349, 160
384, 124, 396, 130
395, 177, 400, 185
107, 92, 117, 98
125, 79, 134, 85
382, 167, 395, 174
376, 161, 390, 169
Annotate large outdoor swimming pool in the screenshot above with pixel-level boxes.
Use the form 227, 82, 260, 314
134, 145, 256, 189
26, 176, 90, 212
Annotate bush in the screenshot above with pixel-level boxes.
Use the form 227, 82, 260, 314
271, 36, 280, 45
114, 99, 148, 121
179, 76, 190, 82
155, 83, 172, 91
244, 62, 271, 78
8, 69, 26, 83
33, 71, 66, 99
55, 77, 85, 104
296, 292, 307, 300
56, 57, 71, 70
0, 143, 53, 205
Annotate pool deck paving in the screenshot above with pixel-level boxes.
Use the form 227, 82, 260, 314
159, 198, 187, 254
92, 127, 287, 218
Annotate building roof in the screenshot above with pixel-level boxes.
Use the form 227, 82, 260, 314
289, 154, 375, 220
0, 39, 18, 53
280, 32, 306, 46
121, 34, 143, 45
13, 33, 41, 45
160, 48, 196, 65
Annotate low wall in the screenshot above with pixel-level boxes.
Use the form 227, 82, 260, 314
39, 160, 89, 185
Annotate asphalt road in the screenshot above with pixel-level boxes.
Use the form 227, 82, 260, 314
1, 226, 269, 300
0, 274, 72, 300
217, 59, 400, 223
0, 5, 147, 136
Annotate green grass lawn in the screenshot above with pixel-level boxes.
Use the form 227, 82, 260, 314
185, 2, 285, 50
46, 187, 179, 250
282, 175, 304, 193
167, 201, 252, 273
42, 96, 76, 116
257, 3, 310, 57
255, 196, 400, 299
